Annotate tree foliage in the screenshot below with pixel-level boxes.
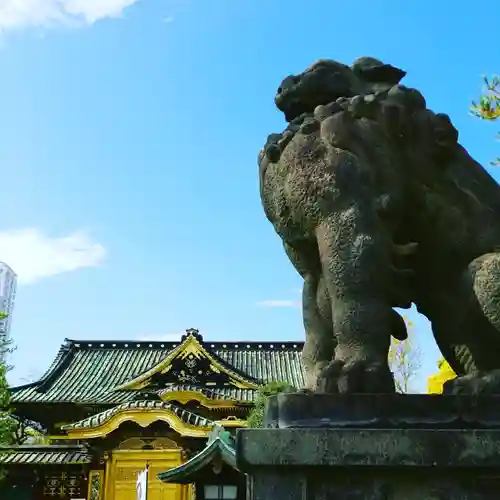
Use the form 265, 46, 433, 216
0, 313, 15, 448
0, 313, 12, 368
0, 312, 45, 443
0, 313, 16, 482
388, 314, 422, 393
246, 381, 296, 428
0, 364, 15, 448
471, 74, 500, 165
427, 357, 456, 394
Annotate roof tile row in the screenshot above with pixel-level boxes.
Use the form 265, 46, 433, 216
62, 400, 213, 430
0, 445, 91, 465
12, 337, 305, 404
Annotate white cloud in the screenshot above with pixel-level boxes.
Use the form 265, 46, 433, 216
257, 299, 300, 308
163, 16, 174, 23
0, 228, 107, 284
0, 0, 139, 30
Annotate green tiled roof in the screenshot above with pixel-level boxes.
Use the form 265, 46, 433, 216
158, 385, 257, 402
11, 333, 305, 404
157, 426, 237, 484
61, 400, 213, 431
0, 445, 91, 465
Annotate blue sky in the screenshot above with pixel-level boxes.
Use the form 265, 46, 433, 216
1, 0, 499, 391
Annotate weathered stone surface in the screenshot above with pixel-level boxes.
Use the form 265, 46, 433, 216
237, 428, 500, 467
238, 428, 500, 499
238, 394, 500, 499
246, 473, 500, 500
265, 393, 500, 429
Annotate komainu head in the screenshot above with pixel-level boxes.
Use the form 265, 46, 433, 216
269, 56, 462, 164
274, 56, 407, 122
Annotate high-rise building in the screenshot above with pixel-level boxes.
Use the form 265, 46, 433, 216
0, 262, 17, 360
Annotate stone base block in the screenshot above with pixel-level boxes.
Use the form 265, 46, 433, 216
236, 394, 500, 500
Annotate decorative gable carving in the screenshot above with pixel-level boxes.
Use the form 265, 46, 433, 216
114, 329, 260, 391
149, 353, 231, 387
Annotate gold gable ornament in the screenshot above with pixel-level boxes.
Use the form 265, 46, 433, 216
114, 329, 260, 392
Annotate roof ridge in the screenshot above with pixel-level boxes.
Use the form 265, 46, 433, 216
62, 339, 304, 348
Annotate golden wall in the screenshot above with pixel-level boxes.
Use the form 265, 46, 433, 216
97, 438, 191, 500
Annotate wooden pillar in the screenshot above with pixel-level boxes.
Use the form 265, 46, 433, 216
103, 452, 112, 500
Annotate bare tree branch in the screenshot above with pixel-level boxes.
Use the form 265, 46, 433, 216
388, 314, 422, 393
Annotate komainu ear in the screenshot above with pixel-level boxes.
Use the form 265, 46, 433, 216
352, 57, 406, 85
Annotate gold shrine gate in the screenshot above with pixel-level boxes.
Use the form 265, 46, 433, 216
103, 449, 191, 500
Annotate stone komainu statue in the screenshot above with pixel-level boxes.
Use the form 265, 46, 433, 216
259, 57, 500, 395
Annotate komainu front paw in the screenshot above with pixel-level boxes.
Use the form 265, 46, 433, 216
317, 359, 396, 394
443, 370, 500, 395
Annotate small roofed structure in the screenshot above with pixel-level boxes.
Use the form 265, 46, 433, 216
158, 425, 243, 500
0, 444, 91, 499
158, 425, 237, 483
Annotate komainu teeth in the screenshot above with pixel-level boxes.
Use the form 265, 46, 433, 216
393, 242, 418, 256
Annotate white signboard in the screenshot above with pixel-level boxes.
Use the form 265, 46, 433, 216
136, 466, 149, 500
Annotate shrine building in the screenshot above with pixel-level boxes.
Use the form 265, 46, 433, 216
1, 329, 305, 500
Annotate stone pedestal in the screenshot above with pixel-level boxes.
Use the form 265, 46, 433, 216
236, 394, 500, 500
